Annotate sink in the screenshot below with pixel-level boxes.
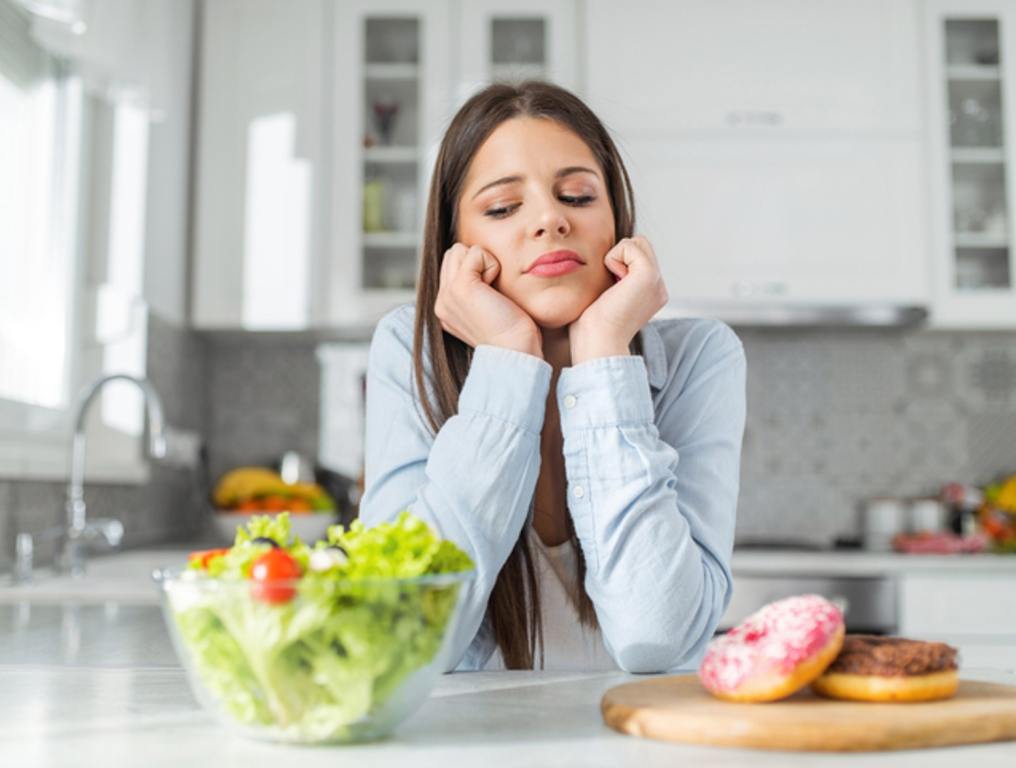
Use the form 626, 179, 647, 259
0, 547, 195, 604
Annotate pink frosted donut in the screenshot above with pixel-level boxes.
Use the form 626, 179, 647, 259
699, 594, 845, 702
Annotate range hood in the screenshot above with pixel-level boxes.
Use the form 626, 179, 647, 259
658, 302, 930, 328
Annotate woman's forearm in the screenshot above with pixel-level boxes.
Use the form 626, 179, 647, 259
557, 324, 747, 672
360, 309, 552, 670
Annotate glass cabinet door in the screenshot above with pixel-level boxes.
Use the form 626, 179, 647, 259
926, 2, 1016, 327
330, 0, 450, 325
456, 1, 578, 108
944, 18, 1011, 292
361, 17, 422, 292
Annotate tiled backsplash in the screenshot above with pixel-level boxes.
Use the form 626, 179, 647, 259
4, 315, 1015, 572
737, 328, 1016, 544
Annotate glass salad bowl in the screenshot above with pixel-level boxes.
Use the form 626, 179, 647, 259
153, 512, 474, 744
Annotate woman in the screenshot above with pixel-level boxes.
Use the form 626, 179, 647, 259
359, 81, 746, 673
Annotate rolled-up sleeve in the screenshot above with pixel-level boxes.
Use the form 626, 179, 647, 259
556, 320, 746, 673
359, 306, 552, 671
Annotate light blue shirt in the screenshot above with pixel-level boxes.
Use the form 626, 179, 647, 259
360, 303, 747, 673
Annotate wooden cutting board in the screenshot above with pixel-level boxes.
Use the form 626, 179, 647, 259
601, 674, 1016, 752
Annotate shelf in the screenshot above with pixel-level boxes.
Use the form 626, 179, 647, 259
954, 233, 1009, 248
490, 62, 546, 81
947, 65, 1002, 81
365, 63, 419, 81
362, 231, 418, 248
951, 148, 1005, 164
364, 147, 419, 163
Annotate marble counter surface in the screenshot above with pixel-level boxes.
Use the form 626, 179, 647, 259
3, 601, 1016, 766
6, 546, 1016, 607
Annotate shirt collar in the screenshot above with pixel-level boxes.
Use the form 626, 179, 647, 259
638, 322, 667, 391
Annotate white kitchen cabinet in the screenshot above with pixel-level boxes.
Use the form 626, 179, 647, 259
923, 1, 1016, 328
327, 0, 452, 325
624, 138, 928, 308
191, 0, 326, 329
584, 0, 930, 315
899, 572, 1016, 670
585, 0, 922, 141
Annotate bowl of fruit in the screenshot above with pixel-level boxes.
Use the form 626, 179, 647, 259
155, 511, 474, 744
980, 474, 1016, 552
211, 467, 337, 545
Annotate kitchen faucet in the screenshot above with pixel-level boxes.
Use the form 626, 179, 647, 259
14, 374, 168, 582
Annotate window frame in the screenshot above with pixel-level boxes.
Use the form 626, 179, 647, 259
0, 65, 148, 484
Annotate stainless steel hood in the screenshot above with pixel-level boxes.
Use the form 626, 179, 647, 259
658, 302, 929, 328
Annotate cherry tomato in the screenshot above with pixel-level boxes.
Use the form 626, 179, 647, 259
188, 548, 230, 569
249, 549, 301, 604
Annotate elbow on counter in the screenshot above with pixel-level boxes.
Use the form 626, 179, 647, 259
606, 561, 732, 675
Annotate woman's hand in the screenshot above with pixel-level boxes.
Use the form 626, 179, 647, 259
569, 236, 669, 364
434, 243, 543, 358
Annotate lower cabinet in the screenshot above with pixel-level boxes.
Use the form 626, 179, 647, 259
898, 572, 1016, 670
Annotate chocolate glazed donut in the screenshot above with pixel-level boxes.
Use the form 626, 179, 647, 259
813, 635, 960, 702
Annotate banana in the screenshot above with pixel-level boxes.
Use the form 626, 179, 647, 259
995, 476, 1016, 513
212, 467, 288, 507
212, 468, 335, 509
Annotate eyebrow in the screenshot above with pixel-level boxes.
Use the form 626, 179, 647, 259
470, 165, 600, 200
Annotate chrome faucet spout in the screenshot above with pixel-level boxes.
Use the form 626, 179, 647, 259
61, 374, 167, 575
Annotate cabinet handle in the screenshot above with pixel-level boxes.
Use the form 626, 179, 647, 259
726, 110, 784, 127
731, 280, 789, 297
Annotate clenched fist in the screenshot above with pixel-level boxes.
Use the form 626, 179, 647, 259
434, 243, 543, 358
569, 235, 669, 364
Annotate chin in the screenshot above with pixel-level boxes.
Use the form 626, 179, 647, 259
518, 287, 594, 329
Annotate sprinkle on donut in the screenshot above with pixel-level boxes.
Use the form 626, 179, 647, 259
699, 594, 845, 702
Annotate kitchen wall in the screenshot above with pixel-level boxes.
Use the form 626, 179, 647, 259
4, 316, 1014, 571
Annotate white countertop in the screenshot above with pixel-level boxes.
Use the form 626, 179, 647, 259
731, 549, 1016, 576
6, 546, 1016, 607
3, 600, 1016, 765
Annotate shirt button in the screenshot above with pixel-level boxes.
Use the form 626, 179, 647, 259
563, 394, 577, 409
573, 485, 585, 499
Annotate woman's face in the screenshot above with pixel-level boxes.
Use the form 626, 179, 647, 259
456, 117, 616, 329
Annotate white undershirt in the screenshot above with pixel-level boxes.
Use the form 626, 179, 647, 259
484, 528, 618, 671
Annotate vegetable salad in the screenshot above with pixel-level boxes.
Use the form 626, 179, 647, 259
165, 511, 473, 742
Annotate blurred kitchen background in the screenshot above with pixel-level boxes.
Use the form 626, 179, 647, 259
2, 0, 1016, 574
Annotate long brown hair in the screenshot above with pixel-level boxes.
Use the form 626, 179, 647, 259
412, 81, 636, 668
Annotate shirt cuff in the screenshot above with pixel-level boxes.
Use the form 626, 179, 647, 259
459, 345, 552, 435
557, 355, 654, 430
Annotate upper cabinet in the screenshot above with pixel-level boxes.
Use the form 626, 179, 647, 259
327, 0, 452, 326
587, 0, 922, 141
191, 0, 327, 329
923, 0, 1016, 328
584, 0, 931, 314
190, 0, 1015, 329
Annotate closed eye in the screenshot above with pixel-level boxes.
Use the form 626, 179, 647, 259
484, 195, 596, 219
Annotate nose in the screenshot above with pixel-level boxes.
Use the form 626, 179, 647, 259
529, 198, 571, 239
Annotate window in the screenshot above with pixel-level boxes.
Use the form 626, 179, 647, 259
0, 0, 84, 475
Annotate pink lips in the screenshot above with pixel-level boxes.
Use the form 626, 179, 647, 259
526, 250, 584, 277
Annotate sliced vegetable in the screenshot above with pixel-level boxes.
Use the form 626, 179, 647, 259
249, 548, 301, 604
187, 548, 230, 570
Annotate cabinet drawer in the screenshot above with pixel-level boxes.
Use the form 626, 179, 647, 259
899, 575, 1016, 635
